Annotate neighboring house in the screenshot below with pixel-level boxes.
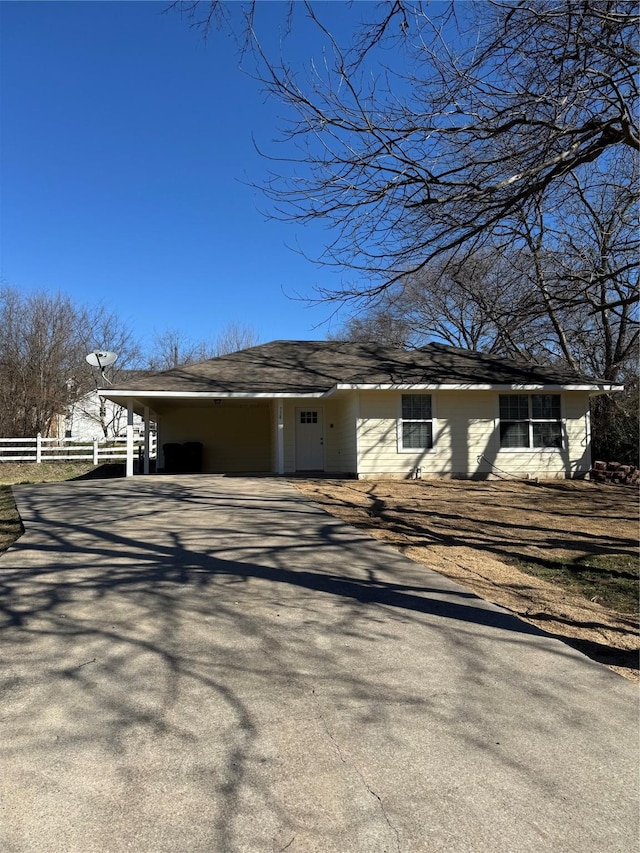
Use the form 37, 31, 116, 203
62, 390, 146, 441
102, 340, 621, 479
58, 370, 155, 441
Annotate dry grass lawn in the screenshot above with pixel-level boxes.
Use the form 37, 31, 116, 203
294, 478, 639, 682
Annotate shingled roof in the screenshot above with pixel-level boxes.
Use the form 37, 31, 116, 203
104, 340, 613, 397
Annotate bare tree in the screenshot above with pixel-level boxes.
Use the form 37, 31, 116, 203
335, 172, 638, 381
146, 322, 260, 370
146, 329, 211, 371
499, 153, 639, 380
332, 250, 546, 356
173, 0, 638, 462
211, 321, 260, 356
333, 159, 639, 462
0, 289, 77, 436
328, 307, 413, 350
174, 0, 639, 305
0, 288, 140, 437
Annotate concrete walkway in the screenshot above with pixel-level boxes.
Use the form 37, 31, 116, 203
0, 476, 637, 852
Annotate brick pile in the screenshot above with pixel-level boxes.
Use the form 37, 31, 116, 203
589, 461, 639, 485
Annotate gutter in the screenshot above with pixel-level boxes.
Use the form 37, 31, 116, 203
101, 381, 623, 403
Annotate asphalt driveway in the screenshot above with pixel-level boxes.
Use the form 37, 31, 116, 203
1, 476, 637, 853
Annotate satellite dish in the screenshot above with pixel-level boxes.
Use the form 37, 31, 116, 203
86, 351, 118, 368
86, 351, 118, 385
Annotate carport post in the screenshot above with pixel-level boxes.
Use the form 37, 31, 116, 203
277, 399, 285, 475
143, 406, 150, 475
125, 399, 134, 477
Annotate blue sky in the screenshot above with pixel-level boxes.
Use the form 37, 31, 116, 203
1, 1, 376, 350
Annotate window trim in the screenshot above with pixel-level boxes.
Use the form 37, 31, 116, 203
397, 393, 436, 453
498, 393, 564, 452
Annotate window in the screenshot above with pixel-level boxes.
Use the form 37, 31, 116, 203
299, 411, 318, 424
499, 394, 562, 449
400, 394, 433, 449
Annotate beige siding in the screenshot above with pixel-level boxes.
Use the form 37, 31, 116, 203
282, 396, 357, 473
566, 391, 592, 475
156, 389, 592, 479
357, 392, 416, 476
356, 390, 592, 479
159, 402, 272, 473
282, 404, 296, 473
492, 391, 592, 478
356, 390, 494, 477
325, 394, 358, 474
438, 391, 497, 477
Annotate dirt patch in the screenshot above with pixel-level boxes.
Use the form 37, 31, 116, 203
294, 479, 639, 683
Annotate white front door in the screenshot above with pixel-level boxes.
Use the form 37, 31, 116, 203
295, 407, 324, 471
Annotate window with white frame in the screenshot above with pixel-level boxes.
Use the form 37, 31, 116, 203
499, 394, 562, 449
400, 394, 433, 449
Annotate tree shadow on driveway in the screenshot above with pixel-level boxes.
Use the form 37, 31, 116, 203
0, 477, 637, 853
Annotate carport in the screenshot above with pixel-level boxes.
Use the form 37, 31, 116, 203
128, 394, 277, 475
105, 393, 283, 476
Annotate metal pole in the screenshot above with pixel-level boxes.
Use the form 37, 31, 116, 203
126, 400, 134, 477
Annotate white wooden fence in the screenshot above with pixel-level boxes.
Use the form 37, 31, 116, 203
0, 433, 157, 464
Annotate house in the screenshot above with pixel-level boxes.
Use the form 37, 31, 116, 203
55, 369, 156, 441
100, 340, 621, 479
61, 389, 146, 441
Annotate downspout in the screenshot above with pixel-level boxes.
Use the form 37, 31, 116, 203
354, 391, 361, 478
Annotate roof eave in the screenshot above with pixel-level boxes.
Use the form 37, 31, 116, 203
101, 381, 624, 401
335, 382, 623, 392
100, 389, 328, 400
